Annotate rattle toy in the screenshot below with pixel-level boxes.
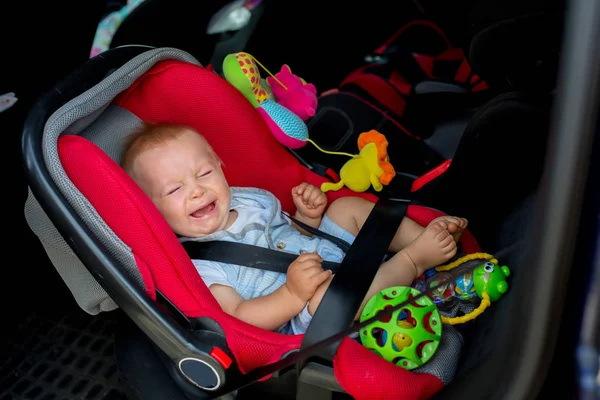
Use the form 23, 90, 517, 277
360, 286, 442, 370
222, 52, 310, 149
412, 253, 511, 325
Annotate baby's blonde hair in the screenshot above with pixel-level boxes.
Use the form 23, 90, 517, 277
120, 122, 222, 175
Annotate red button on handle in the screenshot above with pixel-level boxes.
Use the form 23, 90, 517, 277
209, 347, 232, 369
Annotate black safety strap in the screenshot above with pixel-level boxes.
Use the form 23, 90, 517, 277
298, 198, 409, 364
181, 240, 343, 274
181, 211, 353, 274
179, 198, 471, 396
283, 213, 352, 253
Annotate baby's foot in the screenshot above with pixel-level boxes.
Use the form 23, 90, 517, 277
431, 216, 468, 242
402, 220, 458, 276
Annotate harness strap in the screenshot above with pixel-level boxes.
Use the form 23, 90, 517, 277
299, 199, 409, 364
181, 240, 343, 274
180, 212, 353, 274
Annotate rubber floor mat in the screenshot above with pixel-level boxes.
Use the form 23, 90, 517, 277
0, 311, 128, 400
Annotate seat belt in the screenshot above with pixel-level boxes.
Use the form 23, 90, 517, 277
182, 240, 343, 273
298, 199, 409, 364
181, 212, 352, 274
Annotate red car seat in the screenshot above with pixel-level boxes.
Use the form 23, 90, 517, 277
23, 46, 483, 399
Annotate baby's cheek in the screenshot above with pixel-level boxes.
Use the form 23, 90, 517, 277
160, 200, 182, 224
162, 209, 179, 228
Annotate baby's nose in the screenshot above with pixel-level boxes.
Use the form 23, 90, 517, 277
191, 184, 206, 198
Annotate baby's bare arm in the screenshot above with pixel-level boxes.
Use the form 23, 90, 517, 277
292, 183, 328, 234
292, 212, 322, 235
209, 284, 307, 331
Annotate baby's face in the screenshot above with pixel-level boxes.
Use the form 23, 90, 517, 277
131, 129, 234, 237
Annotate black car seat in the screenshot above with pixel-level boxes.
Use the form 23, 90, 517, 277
405, 0, 564, 247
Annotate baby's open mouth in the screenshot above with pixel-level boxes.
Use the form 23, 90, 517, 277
190, 201, 216, 218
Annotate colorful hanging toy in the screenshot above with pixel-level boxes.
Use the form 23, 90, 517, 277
222, 52, 310, 149
320, 130, 396, 193
360, 286, 443, 370
222, 52, 396, 194
412, 253, 511, 325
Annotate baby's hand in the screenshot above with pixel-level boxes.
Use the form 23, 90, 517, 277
292, 183, 328, 220
285, 252, 332, 302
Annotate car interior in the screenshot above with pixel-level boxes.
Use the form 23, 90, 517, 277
3, 0, 600, 399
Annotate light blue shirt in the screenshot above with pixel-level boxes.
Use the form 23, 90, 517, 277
180, 187, 354, 301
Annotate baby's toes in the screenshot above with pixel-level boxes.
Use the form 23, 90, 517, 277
444, 241, 458, 257
447, 222, 459, 234
429, 220, 448, 235
435, 227, 453, 245
446, 217, 464, 231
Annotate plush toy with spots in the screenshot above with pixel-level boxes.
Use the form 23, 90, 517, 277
222, 52, 309, 149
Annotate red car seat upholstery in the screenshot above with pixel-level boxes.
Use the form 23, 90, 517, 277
26, 48, 481, 399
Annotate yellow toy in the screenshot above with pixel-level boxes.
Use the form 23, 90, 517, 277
321, 142, 383, 192
319, 130, 396, 193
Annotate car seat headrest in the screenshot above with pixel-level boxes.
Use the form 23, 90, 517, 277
24, 48, 202, 315
467, 0, 565, 92
79, 105, 144, 165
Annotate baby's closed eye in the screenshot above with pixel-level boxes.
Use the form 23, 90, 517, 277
165, 186, 181, 196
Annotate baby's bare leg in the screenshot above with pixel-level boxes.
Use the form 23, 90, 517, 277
326, 197, 468, 252
325, 197, 424, 252
308, 218, 457, 318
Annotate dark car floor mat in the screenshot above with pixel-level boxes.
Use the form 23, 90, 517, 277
0, 310, 128, 400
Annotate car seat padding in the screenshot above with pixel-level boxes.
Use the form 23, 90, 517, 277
46, 51, 482, 398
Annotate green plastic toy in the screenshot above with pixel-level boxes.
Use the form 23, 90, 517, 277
426, 254, 511, 325
359, 286, 442, 370
473, 261, 511, 302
